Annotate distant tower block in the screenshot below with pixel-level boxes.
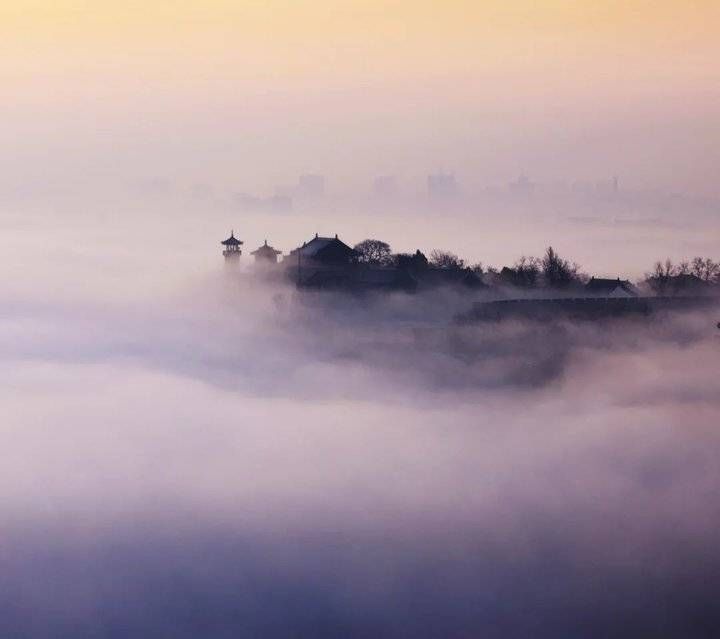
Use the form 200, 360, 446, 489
509, 174, 535, 197
221, 230, 243, 261
427, 173, 458, 203
374, 175, 397, 198
251, 239, 282, 264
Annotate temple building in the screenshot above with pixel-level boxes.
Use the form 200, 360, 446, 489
283, 234, 416, 291
585, 277, 638, 298
220, 231, 243, 261
251, 240, 282, 264
287, 233, 355, 266
284, 233, 354, 286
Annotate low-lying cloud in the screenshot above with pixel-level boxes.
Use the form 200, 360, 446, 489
2, 262, 720, 637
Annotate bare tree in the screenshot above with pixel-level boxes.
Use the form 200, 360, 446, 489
646, 258, 676, 293
659, 259, 675, 278
469, 262, 484, 277
691, 257, 706, 280
430, 250, 465, 270
691, 257, 720, 282
353, 239, 393, 266
515, 256, 541, 287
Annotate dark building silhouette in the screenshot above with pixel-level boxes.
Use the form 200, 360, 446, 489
420, 267, 485, 289
288, 233, 355, 266
286, 233, 353, 288
586, 277, 638, 297
221, 231, 243, 261
286, 234, 407, 290
395, 250, 429, 274
251, 240, 282, 264
665, 274, 712, 295
427, 173, 458, 203
224, 231, 491, 293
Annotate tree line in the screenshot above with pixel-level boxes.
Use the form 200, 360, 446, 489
645, 257, 720, 294
352, 238, 720, 292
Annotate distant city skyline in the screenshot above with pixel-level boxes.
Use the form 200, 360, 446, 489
112, 170, 714, 207
3, 1, 719, 199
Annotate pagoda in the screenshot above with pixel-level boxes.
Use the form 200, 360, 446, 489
221, 231, 243, 261
251, 240, 282, 264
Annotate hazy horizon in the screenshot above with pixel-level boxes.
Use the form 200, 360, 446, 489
3, 1, 720, 198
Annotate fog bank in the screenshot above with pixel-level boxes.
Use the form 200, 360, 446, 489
2, 243, 720, 636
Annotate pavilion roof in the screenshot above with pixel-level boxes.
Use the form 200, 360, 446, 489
289, 234, 352, 257
221, 231, 243, 246
251, 240, 282, 255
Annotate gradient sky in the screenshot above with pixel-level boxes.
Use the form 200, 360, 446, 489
2, 1, 719, 194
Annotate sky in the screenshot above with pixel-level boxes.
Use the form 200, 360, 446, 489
2, 0, 719, 195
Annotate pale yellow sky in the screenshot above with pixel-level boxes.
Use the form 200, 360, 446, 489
5, 1, 717, 79
2, 1, 719, 194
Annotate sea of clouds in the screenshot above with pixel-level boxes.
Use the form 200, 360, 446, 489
2, 207, 720, 637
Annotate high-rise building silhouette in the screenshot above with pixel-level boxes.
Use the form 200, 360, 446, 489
508, 174, 535, 197
373, 175, 397, 198
427, 173, 457, 203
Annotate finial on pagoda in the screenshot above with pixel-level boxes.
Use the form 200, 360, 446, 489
221, 230, 243, 261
